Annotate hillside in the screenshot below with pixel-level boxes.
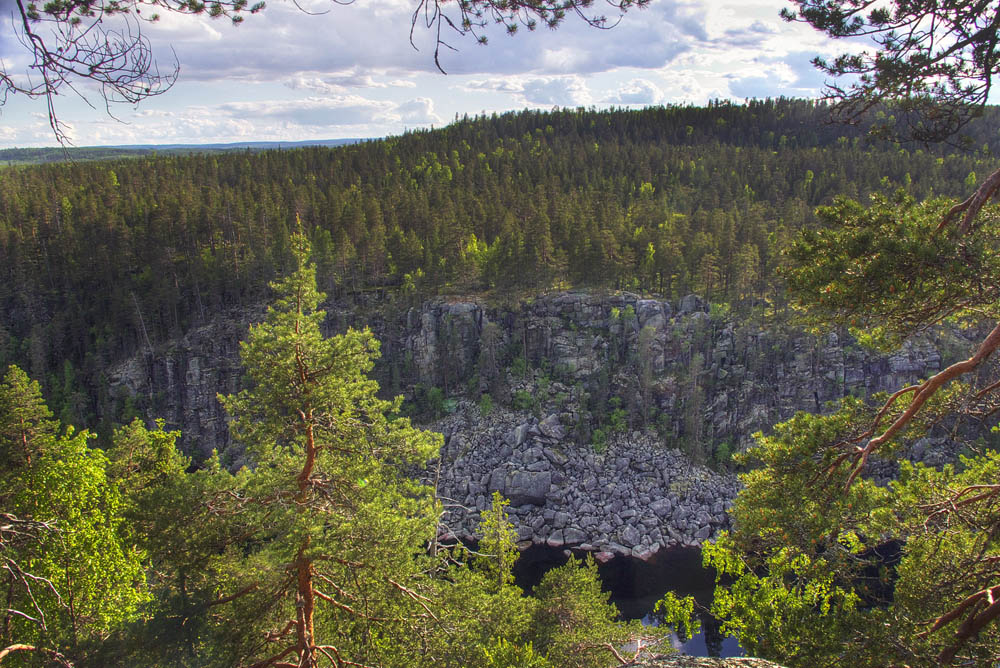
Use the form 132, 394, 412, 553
1, 99, 997, 431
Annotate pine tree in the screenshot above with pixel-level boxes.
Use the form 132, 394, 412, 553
215, 223, 442, 667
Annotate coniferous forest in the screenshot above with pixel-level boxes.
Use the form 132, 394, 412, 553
3, 100, 1000, 432
4, 100, 1000, 666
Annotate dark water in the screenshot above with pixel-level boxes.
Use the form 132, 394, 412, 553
513, 544, 742, 658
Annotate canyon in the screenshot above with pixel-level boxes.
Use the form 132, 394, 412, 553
109, 291, 958, 557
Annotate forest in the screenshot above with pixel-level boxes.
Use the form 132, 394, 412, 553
1, 231, 676, 667
3, 99, 1000, 433
4, 99, 1000, 666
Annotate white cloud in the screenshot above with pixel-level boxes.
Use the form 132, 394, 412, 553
606, 78, 664, 105
218, 95, 397, 126
522, 76, 591, 105
463, 75, 591, 106
396, 97, 442, 124
466, 79, 523, 94
0, 0, 880, 147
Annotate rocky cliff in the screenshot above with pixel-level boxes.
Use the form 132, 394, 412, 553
625, 657, 784, 668
109, 291, 961, 554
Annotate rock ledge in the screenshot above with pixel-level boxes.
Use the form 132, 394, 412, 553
625, 656, 784, 668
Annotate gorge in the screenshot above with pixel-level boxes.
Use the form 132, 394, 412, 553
109, 290, 960, 559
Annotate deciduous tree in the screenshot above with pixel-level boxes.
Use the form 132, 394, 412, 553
0, 365, 147, 665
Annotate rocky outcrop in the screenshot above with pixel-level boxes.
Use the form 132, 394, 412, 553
106, 290, 966, 552
388, 291, 953, 457
433, 402, 738, 559
109, 313, 251, 460
625, 657, 784, 668
110, 291, 959, 462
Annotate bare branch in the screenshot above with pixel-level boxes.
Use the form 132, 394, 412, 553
844, 321, 1000, 489
0, 643, 72, 666
937, 166, 1000, 234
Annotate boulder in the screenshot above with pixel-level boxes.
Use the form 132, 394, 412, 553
502, 470, 552, 506
678, 294, 707, 313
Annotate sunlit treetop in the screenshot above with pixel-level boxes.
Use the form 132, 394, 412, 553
782, 192, 1000, 348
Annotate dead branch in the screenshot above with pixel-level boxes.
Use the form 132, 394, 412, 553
921, 484, 1000, 530
315, 645, 376, 668
202, 583, 258, 609
973, 377, 1000, 400
312, 588, 384, 622
263, 620, 297, 644
246, 644, 296, 668
386, 577, 439, 622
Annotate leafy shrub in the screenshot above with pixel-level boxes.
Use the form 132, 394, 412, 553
591, 428, 607, 454
512, 390, 536, 413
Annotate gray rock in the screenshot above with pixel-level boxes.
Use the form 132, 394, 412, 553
505, 423, 530, 447
544, 448, 570, 469
538, 414, 566, 440
650, 498, 673, 517
621, 525, 641, 547
679, 294, 707, 313
505, 470, 552, 506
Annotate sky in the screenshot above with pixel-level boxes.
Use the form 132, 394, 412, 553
0, 0, 848, 147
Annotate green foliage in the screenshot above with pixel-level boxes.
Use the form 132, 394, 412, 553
654, 591, 700, 642
478, 392, 494, 416
531, 555, 661, 668
708, 301, 731, 320
0, 365, 147, 662
510, 356, 529, 379
105, 425, 248, 663
426, 565, 537, 668
476, 492, 519, 593
479, 637, 551, 668
590, 428, 607, 454
783, 192, 1000, 347
712, 187, 1000, 665
706, 536, 864, 665
713, 440, 732, 468
512, 389, 537, 413
408, 384, 449, 419
213, 229, 444, 666
607, 396, 627, 433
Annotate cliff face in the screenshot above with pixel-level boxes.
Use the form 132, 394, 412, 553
394, 292, 947, 450
110, 291, 950, 459
108, 291, 957, 553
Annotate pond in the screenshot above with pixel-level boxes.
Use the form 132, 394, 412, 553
512, 543, 742, 658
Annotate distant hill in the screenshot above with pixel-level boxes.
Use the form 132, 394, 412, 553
0, 138, 367, 165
